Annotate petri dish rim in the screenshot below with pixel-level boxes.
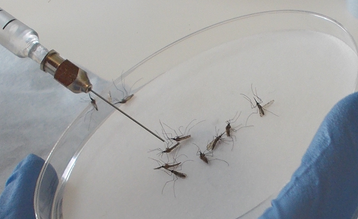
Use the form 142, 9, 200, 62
34, 10, 358, 219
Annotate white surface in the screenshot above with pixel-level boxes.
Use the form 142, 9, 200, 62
62, 30, 357, 218
0, 0, 358, 207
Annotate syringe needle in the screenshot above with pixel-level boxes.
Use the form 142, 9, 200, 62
90, 90, 165, 142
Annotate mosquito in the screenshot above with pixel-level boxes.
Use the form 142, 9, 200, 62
148, 142, 181, 157
89, 93, 98, 111
83, 93, 98, 120
115, 93, 134, 104
225, 111, 242, 137
193, 143, 229, 166
158, 120, 189, 143
161, 168, 187, 197
150, 157, 182, 170
241, 84, 276, 117
151, 157, 189, 197
225, 112, 254, 150
112, 77, 141, 104
79, 93, 99, 130
167, 169, 186, 178
162, 119, 204, 143
206, 130, 225, 151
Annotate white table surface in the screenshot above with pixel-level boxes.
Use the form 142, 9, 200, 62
1, 0, 358, 196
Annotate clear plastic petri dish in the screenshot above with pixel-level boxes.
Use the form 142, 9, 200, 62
35, 10, 358, 219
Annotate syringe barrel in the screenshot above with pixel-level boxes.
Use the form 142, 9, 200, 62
0, 8, 92, 93
0, 8, 47, 61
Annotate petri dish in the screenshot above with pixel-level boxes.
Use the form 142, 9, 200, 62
35, 10, 358, 219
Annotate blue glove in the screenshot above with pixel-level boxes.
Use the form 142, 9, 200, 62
0, 154, 57, 219
260, 92, 358, 219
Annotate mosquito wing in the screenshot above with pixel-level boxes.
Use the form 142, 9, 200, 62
263, 100, 274, 109
206, 140, 214, 151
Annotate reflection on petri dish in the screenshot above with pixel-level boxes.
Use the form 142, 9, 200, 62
35, 10, 358, 219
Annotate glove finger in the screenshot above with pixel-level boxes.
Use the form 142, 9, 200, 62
260, 92, 358, 219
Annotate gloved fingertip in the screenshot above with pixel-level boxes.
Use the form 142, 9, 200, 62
260, 92, 358, 219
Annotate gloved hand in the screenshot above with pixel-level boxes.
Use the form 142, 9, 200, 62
260, 92, 358, 219
0, 154, 57, 219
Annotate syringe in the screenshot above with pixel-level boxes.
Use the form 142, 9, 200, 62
0, 8, 91, 93
0, 8, 164, 142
